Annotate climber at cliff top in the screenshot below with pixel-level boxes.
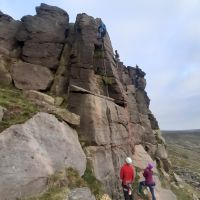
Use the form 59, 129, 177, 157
120, 157, 135, 200
98, 21, 107, 39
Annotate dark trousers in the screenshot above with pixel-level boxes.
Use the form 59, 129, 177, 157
122, 184, 133, 200
139, 181, 156, 200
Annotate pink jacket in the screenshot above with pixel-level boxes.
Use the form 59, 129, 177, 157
143, 167, 154, 185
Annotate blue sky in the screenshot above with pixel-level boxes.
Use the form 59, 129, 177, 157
1, 0, 200, 130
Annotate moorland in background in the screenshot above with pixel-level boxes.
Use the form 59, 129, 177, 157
163, 130, 200, 197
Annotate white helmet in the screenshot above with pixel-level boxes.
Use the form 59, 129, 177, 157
125, 157, 132, 164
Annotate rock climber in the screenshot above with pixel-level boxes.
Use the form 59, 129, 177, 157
98, 21, 107, 40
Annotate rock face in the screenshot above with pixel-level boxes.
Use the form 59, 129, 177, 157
0, 112, 86, 200
11, 62, 53, 90
66, 13, 168, 199
68, 187, 96, 200
0, 11, 20, 52
0, 3, 171, 200
17, 3, 69, 70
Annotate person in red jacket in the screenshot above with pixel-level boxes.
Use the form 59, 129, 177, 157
120, 157, 135, 200
138, 163, 156, 200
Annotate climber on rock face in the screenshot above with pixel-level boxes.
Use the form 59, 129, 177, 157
98, 20, 107, 40
120, 157, 135, 200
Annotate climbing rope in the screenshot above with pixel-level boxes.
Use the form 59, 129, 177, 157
101, 39, 109, 97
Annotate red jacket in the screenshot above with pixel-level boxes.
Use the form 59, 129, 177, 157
120, 163, 135, 185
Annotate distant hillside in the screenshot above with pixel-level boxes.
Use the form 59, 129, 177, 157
162, 129, 200, 151
163, 130, 200, 196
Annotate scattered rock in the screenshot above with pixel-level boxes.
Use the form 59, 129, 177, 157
50, 107, 80, 126
173, 172, 183, 183
192, 193, 199, 200
55, 96, 64, 106
23, 90, 55, 105
100, 194, 112, 200
68, 187, 96, 200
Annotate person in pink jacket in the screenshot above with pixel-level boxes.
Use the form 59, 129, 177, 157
138, 163, 156, 200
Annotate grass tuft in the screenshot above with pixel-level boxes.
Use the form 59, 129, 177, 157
0, 87, 38, 132
24, 168, 86, 200
82, 162, 104, 199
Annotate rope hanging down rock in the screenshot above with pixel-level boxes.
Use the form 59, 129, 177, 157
101, 39, 109, 97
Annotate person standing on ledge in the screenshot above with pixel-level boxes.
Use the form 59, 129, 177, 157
120, 157, 135, 200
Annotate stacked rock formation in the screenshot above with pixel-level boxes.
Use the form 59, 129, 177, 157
0, 3, 171, 200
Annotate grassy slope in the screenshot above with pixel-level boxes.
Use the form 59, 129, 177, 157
0, 87, 39, 132
163, 130, 200, 173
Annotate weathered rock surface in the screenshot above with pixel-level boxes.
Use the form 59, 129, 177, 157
17, 3, 69, 43
22, 91, 80, 126
11, 62, 53, 90
22, 42, 63, 69
133, 145, 157, 172
0, 112, 86, 200
50, 107, 80, 126
68, 187, 96, 200
16, 3, 69, 70
66, 12, 167, 199
0, 56, 12, 85
23, 90, 55, 105
0, 11, 20, 51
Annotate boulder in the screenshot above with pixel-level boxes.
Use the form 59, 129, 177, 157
54, 96, 64, 106
0, 112, 86, 200
11, 62, 53, 90
21, 91, 79, 126
16, 3, 69, 43
23, 90, 55, 105
50, 107, 80, 126
68, 187, 96, 200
